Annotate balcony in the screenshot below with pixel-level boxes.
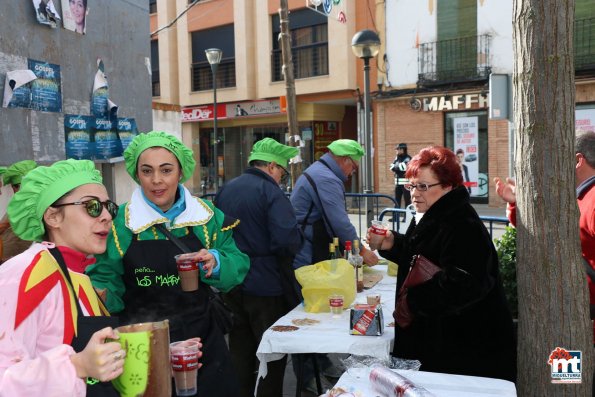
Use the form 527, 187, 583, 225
575, 17, 595, 76
191, 59, 236, 92
417, 34, 492, 88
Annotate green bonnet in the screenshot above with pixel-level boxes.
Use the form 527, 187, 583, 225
3, 160, 38, 186
327, 139, 365, 161
7, 159, 103, 241
123, 131, 196, 183
248, 138, 299, 168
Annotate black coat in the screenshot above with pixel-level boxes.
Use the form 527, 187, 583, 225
381, 186, 516, 382
215, 168, 303, 297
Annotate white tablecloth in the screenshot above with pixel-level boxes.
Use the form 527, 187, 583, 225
331, 367, 517, 396
256, 265, 397, 382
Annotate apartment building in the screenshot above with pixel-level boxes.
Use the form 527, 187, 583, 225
378, 0, 595, 206
150, 0, 381, 193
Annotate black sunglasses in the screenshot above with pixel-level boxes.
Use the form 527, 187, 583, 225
52, 197, 118, 219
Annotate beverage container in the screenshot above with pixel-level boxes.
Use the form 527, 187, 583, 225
170, 340, 200, 396
328, 243, 338, 272
343, 240, 352, 260
112, 320, 171, 397
368, 220, 389, 251
174, 254, 199, 291
329, 294, 344, 316
352, 240, 364, 293
367, 294, 381, 306
333, 237, 341, 259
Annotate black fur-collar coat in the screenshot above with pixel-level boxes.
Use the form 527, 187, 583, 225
380, 186, 516, 382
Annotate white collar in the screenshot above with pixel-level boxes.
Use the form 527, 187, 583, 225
125, 186, 213, 233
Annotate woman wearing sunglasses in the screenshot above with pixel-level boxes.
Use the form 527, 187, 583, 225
371, 146, 516, 382
0, 159, 125, 396
87, 131, 249, 397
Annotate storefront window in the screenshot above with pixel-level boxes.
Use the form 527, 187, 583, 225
198, 124, 315, 194
444, 111, 488, 203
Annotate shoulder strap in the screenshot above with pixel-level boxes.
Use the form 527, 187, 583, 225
303, 172, 337, 238
154, 223, 205, 253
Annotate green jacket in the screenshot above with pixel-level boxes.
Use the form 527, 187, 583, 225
87, 190, 249, 314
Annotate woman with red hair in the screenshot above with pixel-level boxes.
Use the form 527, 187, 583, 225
374, 146, 516, 382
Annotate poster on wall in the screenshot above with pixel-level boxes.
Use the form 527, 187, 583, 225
117, 118, 139, 151
453, 116, 479, 196
576, 108, 595, 132
313, 121, 339, 160
65, 115, 93, 160
61, 0, 88, 34
32, 0, 61, 28
29, 59, 62, 112
92, 59, 118, 118
2, 70, 37, 109
93, 117, 121, 159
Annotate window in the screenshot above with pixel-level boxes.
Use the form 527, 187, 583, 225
151, 40, 160, 96
575, 0, 595, 71
149, 0, 156, 14
271, 9, 328, 82
436, 0, 477, 80
191, 25, 236, 91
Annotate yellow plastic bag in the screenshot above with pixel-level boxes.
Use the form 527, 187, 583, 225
387, 260, 398, 277
295, 259, 356, 313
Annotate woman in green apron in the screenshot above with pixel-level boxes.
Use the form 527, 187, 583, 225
0, 159, 125, 396
87, 131, 250, 396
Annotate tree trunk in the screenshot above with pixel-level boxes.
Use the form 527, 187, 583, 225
513, 0, 593, 395
279, 1, 302, 187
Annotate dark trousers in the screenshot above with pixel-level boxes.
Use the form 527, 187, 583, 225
395, 184, 411, 208
223, 290, 289, 397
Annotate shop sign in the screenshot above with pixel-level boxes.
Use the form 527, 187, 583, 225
182, 104, 227, 122
183, 99, 283, 122
423, 94, 488, 112
225, 99, 282, 118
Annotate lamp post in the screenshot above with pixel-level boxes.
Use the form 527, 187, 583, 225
351, 30, 380, 228
205, 48, 223, 190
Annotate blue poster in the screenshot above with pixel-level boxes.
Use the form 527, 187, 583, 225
28, 59, 62, 112
7, 85, 32, 109
117, 118, 139, 151
93, 117, 121, 159
65, 115, 93, 160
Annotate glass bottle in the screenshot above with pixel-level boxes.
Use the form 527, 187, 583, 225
353, 240, 364, 292
329, 243, 337, 272
344, 240, 352, 260
333, 237, 341, 259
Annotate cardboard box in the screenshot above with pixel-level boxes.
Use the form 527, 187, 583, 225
349, 304, 384, 336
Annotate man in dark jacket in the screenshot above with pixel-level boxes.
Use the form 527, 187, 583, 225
215, 138, 303, 397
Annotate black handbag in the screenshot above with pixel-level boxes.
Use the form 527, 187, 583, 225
155, 223, 234, 334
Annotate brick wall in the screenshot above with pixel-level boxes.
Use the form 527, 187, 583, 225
375, 96, 510, 208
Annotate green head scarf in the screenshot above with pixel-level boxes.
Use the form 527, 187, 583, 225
124, 131, 196, 183
248, 138, 299, 168
7, 159, 103, 241
3, 160, 38, 186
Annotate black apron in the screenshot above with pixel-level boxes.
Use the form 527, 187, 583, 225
50, 248, 119, 397
121, 227, 239, 397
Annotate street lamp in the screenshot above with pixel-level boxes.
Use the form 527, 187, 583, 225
351, 29, 380, 227
205, 48, 223, 190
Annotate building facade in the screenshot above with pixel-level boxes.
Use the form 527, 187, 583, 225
151, 0, 381, 194
379, 0, 595, 206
